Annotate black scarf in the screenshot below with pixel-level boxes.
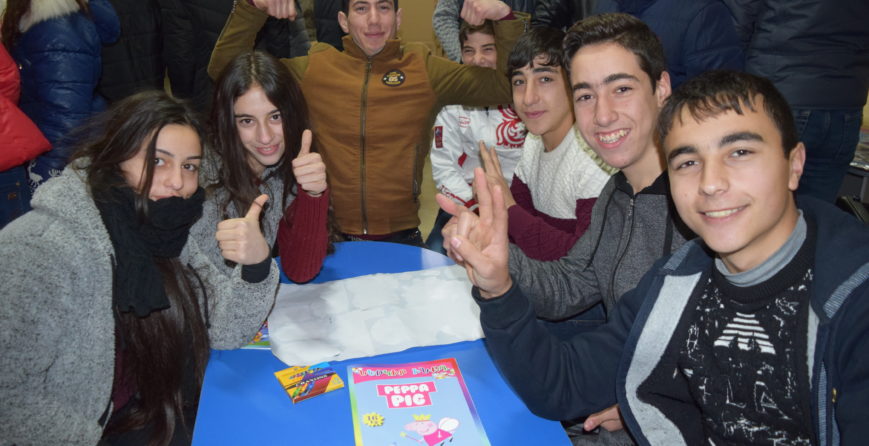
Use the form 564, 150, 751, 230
96, 186, 205, 317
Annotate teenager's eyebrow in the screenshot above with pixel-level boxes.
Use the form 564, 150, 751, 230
233, 109, 281, 118
667, 146, 696, 162
719, 131, 764, 147
156, 149, 202, 161
603, 72, 640, 85
573, 72, 639, 92
531, 66, 558, 74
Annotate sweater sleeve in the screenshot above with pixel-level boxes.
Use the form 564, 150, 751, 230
475, 278, 641, 420
182, 235, 279, 350
432, 0, 463, 62
431, 106, 475, 206
277, 188, 329, 283
507, 178, 596, 261
831, 280, 869, 444
426, 13, 527, 107
0, 227, 93, 445
507, 178, 617, 319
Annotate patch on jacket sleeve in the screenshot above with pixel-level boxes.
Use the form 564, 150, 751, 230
382, 69, 406, 87
434, 126, 443, 148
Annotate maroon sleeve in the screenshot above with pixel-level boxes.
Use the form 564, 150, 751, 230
507, 193, 597, 261
278, 188, 329, 283
510, 176, 538, 217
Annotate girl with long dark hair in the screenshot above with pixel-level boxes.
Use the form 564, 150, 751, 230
194, 50, 330, 282
0, 91, 278, 445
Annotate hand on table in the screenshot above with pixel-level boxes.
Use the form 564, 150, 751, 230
251, 0, 298, 20
585, 404, 625, 433
478, 141, 516, 208
292, 129, 327, 197
216, 194, 271, 265
461, 0, 511, 25
437, 168, 512, 298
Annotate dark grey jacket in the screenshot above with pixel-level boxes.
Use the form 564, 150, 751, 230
509, 172, 692, 319
722, 0, 869, 109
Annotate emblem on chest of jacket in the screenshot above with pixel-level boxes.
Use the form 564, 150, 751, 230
382, 69, 406, 87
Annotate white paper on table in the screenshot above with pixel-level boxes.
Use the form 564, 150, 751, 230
268, 264, 483, 366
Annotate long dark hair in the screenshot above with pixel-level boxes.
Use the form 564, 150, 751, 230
70, 91, 210, 446
1, 0, 90, 50
210, 50, 310, 224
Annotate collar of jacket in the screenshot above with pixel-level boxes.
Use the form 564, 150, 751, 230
341, 35, 402, 61
658, 195, 869, 323
614, 170, 670, 197
2, 0, 86, 33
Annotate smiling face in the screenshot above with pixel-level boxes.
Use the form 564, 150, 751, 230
461, 30, 497, 69
120, 124, 202, 200
234, 84, 285, 176
512, 55, 573, 151
664, 100, 805, 273
570, 42, 670, 182
339, 0, 401, 57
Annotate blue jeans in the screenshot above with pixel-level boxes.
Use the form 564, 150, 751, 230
0, 165, 33, 229
794, 108, 863, 203
424, 209, 452, 255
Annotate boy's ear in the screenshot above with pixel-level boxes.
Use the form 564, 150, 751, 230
787, 142, 806, 192
655, 71, 672, 107
396, 8, 402, 30
338, 11, 350, 34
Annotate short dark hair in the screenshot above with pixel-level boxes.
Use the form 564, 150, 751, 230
657, 70, 799, 156
341, 0, 398, 13
459, 20, 495, 46
459, 20, 495, 45
507, 26, 566, 77
562, 13, 666, 91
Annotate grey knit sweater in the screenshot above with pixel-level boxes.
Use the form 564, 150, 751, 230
0, 167, 279, 445
509, 172, 691, 319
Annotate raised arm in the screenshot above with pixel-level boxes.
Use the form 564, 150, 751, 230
427, 4, 527, 107
432, 0, 464, 62
278, 129, 329, 283
443, 167, 635, 418
209, 0, 308, 81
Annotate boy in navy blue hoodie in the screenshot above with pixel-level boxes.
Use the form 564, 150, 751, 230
449, 70, 869, 445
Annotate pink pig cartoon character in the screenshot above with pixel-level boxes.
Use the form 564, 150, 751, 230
402, 415, 459, 446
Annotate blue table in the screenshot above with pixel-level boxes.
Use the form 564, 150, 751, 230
193, 242, 570, 445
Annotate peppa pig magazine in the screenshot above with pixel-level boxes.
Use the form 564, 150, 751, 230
348, 358, 491, 446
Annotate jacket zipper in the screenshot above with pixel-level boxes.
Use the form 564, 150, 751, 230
412, 143, 420, 202
610, 197, 635, 305
359, 60, 372, 234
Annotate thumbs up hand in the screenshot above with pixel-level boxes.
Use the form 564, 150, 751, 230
215, 194, 271, 265
292, 129, 327, 197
